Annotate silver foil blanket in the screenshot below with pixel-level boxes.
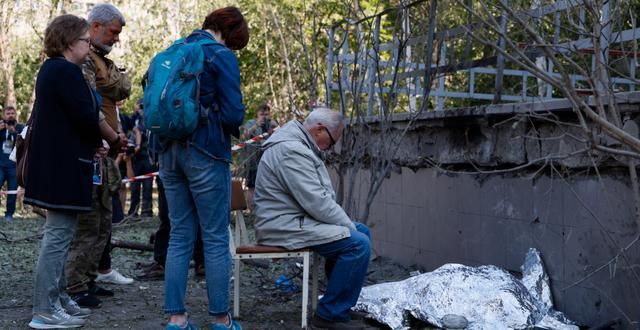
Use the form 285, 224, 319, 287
354, 248, 578, 329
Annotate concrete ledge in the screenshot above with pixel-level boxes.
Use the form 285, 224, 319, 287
349, 91, 640, 125
340, 91, 640, 169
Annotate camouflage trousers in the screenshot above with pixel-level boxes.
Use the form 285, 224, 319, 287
65, 157, 121, 293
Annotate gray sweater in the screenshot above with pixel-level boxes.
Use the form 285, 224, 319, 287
253, 120, 354, 250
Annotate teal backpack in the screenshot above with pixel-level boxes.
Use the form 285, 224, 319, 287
143, 37, 219, 140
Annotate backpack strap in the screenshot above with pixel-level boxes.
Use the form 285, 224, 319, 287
183, 34, 226, 142
192, 38, 223, 129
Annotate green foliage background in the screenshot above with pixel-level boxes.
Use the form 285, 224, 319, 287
1, 0, 393, 123
2, 0, 637, 122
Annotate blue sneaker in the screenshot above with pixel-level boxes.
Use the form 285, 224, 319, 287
166, 321, 198, 330
211, 319, 242, 330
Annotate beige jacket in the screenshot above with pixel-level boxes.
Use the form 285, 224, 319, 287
253, 120, 354, 250
82, 48, 131, 131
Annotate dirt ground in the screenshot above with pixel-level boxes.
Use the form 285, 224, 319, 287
0, 211, 435, 330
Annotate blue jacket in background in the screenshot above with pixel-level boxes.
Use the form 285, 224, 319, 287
158, 29, 245, 162
0, 124, 24, 167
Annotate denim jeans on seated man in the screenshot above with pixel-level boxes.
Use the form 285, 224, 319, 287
160, 142, 232, 317
313, 222, 371, 321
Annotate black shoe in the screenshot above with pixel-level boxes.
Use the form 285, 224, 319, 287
71, 292, 102, 308
311, 314, 365, 330
88, 283, 114, 296
347, 310, 368, 320
136, 262, 164, 280
136, 260, 153, 269
195, 264, 205, 277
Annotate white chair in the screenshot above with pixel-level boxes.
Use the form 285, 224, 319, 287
229, 180, 319, 329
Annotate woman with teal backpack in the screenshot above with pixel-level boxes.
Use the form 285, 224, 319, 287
156, 7, 249, 330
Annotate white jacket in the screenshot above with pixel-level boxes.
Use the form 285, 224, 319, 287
253, 120, 354, 250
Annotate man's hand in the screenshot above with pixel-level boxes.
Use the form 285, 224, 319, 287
117, 132, 127, 152
96, 147, 109, 158
96, 139, 110, 158
6, 124, 15, 133
109, 133, 128, 152
0, 122, 6, 131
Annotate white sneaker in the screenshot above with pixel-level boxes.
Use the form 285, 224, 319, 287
95, 269, 134, 285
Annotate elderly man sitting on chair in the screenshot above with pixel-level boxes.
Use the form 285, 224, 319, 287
253, 107, 371, 330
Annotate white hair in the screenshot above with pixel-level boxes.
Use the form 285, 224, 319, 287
303, 107, 344, 131
88, 3, 126, 26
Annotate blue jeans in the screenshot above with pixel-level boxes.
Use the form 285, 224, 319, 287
160, 143, 231, 316
0, 163, 17, 216
312, 223, 371, 321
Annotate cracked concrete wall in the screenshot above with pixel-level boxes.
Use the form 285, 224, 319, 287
336, 95, 640, 328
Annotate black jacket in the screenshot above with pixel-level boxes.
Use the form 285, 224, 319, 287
24, 57, 101, 212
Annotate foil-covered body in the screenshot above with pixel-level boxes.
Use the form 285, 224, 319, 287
354, 248, 577, 329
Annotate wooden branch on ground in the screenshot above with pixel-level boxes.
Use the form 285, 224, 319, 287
0, 230, 43, 243
32, 207, 47, 219
111, 239, 153, 252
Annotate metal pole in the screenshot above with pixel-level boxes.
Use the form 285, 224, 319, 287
367, 15, 381, 116
597, 0, 611, 94
420, 0, 438, 113
493, 0, 507, 104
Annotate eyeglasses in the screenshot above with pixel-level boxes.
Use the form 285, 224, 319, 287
323, 126, 336, 148
77, 37, 91, 44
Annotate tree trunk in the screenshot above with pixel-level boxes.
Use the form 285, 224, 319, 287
0, 1, 16, 108
263, 19, 280, 114
268, 4, 297, 113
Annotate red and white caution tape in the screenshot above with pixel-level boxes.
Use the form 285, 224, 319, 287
123, 172, 159, 183
1, 127, 280, 193
0, 189, 22, 195
119, 127, 280, 184
1, 126, 281, 194
231, 126, 279, 151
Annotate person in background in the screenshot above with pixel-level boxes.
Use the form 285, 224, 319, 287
240, 103, 277, 208
111, 100, 127, 223
116, 102, 134, 216
128, 99, 154, 217
159, 6, 248, 330
65, 3, 133, 310
135, 130, 206, 281
0, 105, 24, 221
25, 14, 105, 329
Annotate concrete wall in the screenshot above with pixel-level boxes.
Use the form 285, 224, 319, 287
337, 92, 640, 328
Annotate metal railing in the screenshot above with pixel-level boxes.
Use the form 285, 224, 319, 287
325, 0, 640, 114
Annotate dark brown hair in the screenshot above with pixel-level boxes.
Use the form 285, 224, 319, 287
202, 7, 249, 50
44, 14, 89, 58
257, 103, 270, 113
